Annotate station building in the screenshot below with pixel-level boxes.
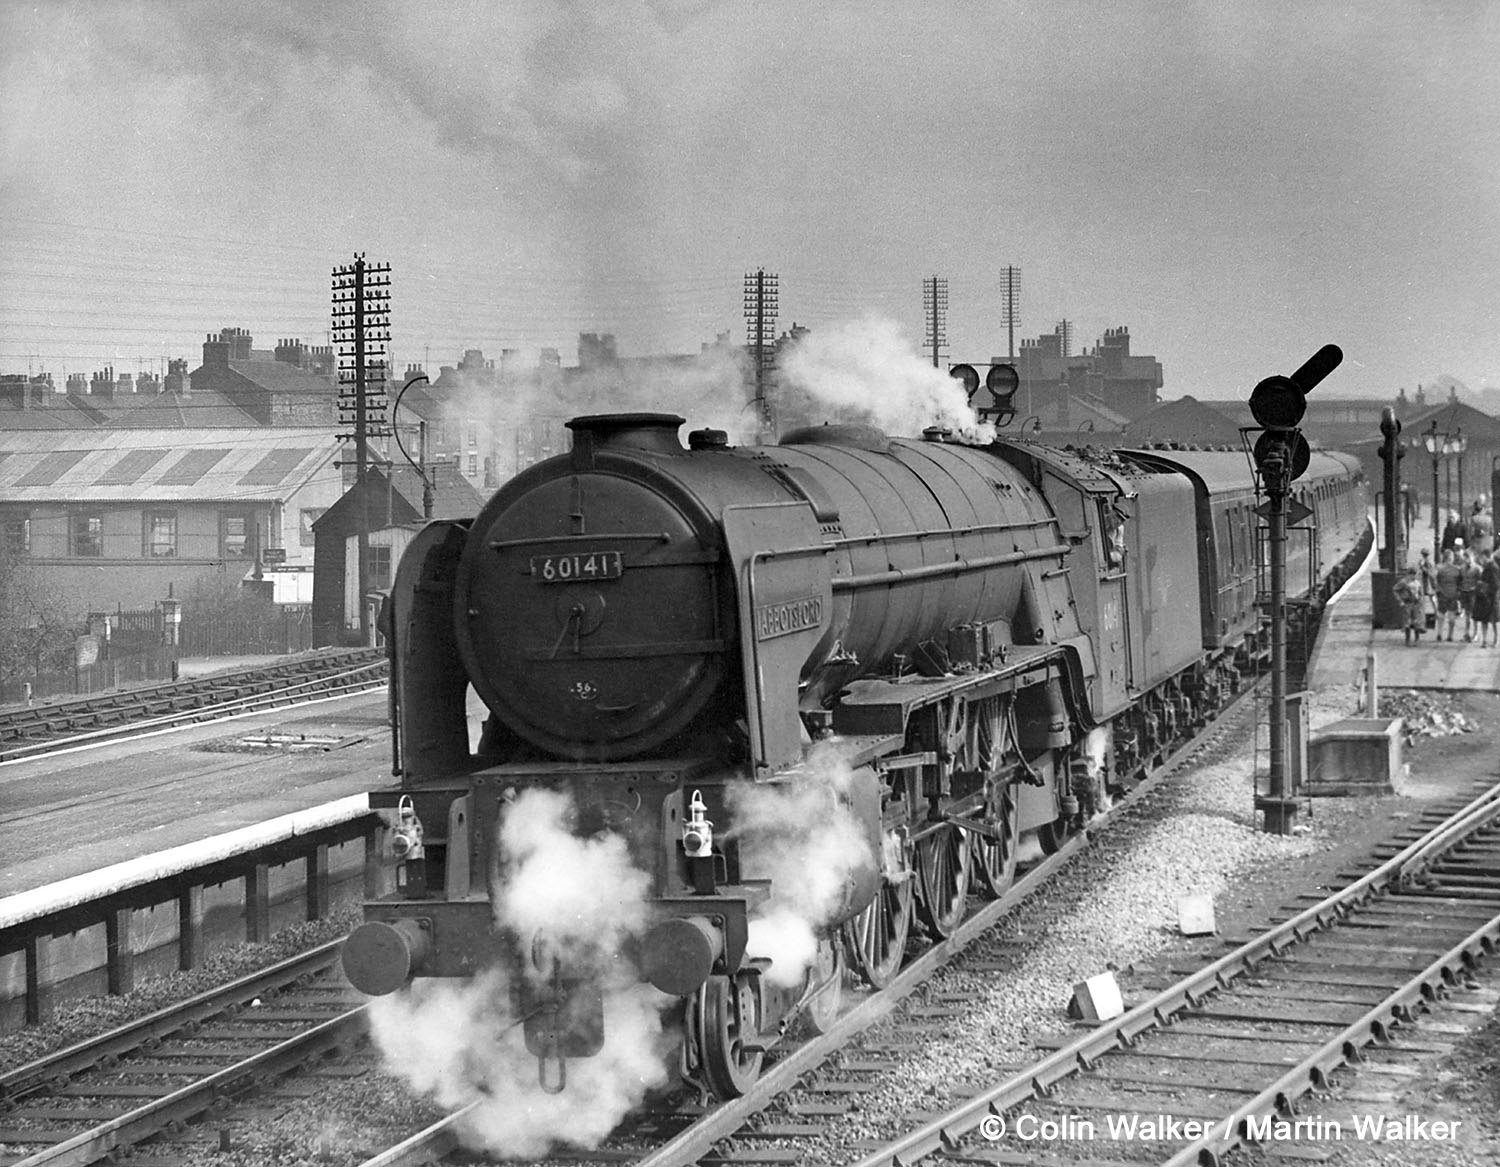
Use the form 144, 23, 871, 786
0, 427, 344, 614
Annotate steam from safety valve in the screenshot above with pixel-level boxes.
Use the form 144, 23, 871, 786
727, 742, 877, 988
364, 788, 674, 1159
779, 314, 998, 443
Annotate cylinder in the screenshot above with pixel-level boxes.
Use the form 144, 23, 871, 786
341, 918, 431, 996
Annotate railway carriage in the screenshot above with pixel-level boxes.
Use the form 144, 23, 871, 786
343, 410, 1371, 1100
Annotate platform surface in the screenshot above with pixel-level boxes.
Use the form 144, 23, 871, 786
0, 686, 416, 898
1307, 517, 1500, 695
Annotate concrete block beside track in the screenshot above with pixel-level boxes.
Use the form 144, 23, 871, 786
1305, 717, 1405, 795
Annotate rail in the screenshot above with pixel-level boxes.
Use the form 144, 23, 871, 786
0, 649, 387, 762
849, 780, 1500, 1167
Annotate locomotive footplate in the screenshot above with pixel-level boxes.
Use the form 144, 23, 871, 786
833, 645, 1071, 737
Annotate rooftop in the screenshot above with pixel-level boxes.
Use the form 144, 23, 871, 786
0, 427, 340, 503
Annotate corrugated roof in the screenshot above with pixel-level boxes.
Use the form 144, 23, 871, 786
240, 447, 315, 485
16, 450, 88, 486
0, 427, 340, 503
157, 448, 230, 486
95, 448, 170, 486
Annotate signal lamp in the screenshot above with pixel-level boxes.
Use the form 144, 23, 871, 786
985, 363, 1020, 401
949, 364, 980, 399
1253, 428, 1311, 482
1249, 374, 1306, 430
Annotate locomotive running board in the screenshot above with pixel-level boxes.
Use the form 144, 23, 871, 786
832, 645, 1081, 738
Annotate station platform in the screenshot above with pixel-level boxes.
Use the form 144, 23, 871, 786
1307, 520, 1500, 695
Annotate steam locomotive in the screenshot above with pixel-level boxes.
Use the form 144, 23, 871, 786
342, 407, 1369, 1099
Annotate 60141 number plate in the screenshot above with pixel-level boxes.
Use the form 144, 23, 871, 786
531, 550, 625, 583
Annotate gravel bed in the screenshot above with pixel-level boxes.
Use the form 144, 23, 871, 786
787, 685, 1499, 1165
0, 907, 362, 1072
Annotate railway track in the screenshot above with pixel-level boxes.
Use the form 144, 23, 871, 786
0, 650, 387, 763
17, 682, 1483, 1167
0, 943, 364, 1167
337, 777, 1500, 1167
845, 780, 1500, 1167
341, 693, 1268, 1167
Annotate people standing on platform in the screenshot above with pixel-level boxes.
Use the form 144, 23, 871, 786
1394, 568, 1426, 646
1442, 510, 1464, 554
1459, 544, 1481, 641
1476, 549, 1500, 648
1469, 497, 1494, 555
1435, 549, 1464, 641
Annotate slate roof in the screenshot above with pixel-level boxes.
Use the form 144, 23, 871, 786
224, 360, 337, 395
1119, 395, 1243, 446
97, 388, 264, 428
313, 462, 486, 532
0, 427, 340, 503
0, 395, 102, 429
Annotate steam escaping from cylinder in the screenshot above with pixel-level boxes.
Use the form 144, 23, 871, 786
365, 788, 673, 1159
495, 786, 651, 966
728, 742, 877, 988
779, 314, 997, 443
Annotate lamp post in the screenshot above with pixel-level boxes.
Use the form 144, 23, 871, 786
392, 373, 437, 520
1445, 446, 1454, 528
1452, 428, 1467, 520
1423, 421, 1442, 559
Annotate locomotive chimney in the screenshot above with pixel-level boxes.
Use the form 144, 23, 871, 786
567, 413, 686, 468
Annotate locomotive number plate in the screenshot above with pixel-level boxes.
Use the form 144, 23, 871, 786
531, 550, 625, 583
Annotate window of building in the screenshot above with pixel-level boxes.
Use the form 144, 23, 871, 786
71, 510, 104, 557
468, 452, 479, 477
221, 513, 251, 559
2, 513, 30, 557
369, 544, 393, 590
144, 510, 178, 558
299, 507, 326, 546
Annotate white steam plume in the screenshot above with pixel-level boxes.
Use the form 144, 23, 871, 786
439, 339, 758, 484
365, 788, 674, 1159
728, 743, 876, 988
779, 314, 997, 443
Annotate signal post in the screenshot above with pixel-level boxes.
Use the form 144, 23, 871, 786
1248, 345, 1343, 835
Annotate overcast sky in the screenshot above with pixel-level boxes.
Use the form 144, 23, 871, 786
2, 0, 1497, 402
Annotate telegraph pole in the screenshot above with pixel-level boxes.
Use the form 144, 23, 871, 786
743, 268, 778, 438
332, 254, 391, 645
922, 276, 948, 368
1001, 265, 1021, 361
